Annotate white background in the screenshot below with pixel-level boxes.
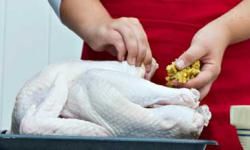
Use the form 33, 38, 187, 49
0, 0, 82, 130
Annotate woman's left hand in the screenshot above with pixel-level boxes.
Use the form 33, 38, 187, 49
175, 22, 231, 99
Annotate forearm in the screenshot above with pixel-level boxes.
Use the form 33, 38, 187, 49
60, 0, 111, 40
211, 0, 250, 44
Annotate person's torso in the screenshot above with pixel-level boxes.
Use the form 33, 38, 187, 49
82, 0, 250, 105
82, 1, 249, 149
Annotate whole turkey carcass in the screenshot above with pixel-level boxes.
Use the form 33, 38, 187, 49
10, 60, 211, 138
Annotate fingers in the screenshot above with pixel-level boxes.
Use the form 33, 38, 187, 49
184, 69, 212, 89
93, 17, 154, 73
177, 63, 220, 100
107, 30, 126, 61
129, 18, 151, 66
199, 83, 212, 100
175, 45, 206, 70
174, 43, 219, 100
112, 18, 137, 65
143, 49, 153, 72
185, 63, 220, 88
110, 17, 152, 66
86, 16, 153, 68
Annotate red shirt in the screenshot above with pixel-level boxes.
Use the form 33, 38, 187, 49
82, 1, 250, 149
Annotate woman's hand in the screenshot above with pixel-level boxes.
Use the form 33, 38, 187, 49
60, 0, 152, 72
174, 0, 250, 99
175, 22, 231, 99
84, 17, 153, 71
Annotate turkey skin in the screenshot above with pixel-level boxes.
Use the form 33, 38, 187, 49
11, 60, 211, 138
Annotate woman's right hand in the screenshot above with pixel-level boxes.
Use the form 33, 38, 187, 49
84, 17, 153, 72
60, 0, 153, 73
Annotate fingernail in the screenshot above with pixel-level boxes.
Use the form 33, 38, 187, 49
175, 59, 185, 69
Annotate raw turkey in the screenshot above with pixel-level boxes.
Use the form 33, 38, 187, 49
11, 60, 211, 138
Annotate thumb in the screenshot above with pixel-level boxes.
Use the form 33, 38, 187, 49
175, 45, 205, 70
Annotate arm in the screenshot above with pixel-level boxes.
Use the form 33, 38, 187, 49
175, 0, 250, 99
219, 1, 250, 43
60, 0, 111, 41
53, 0, 153, 73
